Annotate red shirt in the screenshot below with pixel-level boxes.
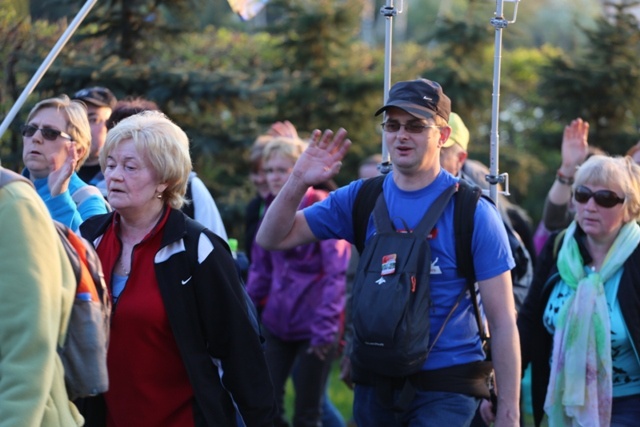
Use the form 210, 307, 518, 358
97, 211, 195, 427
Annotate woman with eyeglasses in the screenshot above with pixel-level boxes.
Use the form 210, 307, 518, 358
517, 155, 640, 426
21, 95, 109, 230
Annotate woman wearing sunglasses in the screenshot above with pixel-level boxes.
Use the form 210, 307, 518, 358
517, 155, 640, 426
22, 95, 109, 230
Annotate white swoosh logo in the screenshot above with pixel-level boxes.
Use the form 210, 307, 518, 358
181, 276, 192, 285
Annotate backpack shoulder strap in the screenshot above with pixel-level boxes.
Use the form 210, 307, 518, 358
553, 228, 568, 259
453, 179, 487, 343
454, 179, 483, 283
412, 183, 458, 238
54, 221, 83, 291
370, 182, 457, 240
352, 175, 385, 254
54, 220, 110, 309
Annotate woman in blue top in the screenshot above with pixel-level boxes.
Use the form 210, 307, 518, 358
21, 95, 109, 230
518, 155, 640, 426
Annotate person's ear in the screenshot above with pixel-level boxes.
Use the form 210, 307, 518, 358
75, 144, 87, 163
156, 182, 169, 195
458, 150, 468, 165
439, 125, 452, 144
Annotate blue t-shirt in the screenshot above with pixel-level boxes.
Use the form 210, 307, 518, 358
304, 170, 515, 370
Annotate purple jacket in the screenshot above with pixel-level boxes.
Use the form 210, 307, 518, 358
247, 187, 350, 346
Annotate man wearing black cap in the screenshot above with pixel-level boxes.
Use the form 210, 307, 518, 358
255, 78, 521, 426
73, 86, 117, 195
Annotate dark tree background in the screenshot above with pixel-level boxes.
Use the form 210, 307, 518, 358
3, 0, 640, 245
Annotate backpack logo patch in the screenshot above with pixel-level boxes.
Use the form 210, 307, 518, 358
430, 257, 442, 275
381, 253, 396, 275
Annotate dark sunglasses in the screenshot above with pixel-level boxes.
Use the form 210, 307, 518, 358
574, 185, 625, 208
21, 124, 73, 141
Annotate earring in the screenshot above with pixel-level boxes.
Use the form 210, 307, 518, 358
157, 193, 162, 199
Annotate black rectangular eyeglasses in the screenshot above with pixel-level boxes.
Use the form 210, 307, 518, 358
21, 124, 73, 142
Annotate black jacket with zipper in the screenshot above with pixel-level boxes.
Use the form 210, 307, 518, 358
80, 209, 275, 426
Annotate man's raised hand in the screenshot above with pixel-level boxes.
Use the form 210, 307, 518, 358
291, 128, 351, 186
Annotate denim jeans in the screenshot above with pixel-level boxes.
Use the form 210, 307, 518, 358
353, 384, 480, 427
321, 387, 346, 427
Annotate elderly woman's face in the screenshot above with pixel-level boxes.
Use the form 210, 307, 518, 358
104, 138, 167, 213
22, 107, 73, 179
574, 183, 626, 241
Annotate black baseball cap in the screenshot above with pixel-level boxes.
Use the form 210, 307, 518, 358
375, 78, 451, 122
73, 87, 117, 109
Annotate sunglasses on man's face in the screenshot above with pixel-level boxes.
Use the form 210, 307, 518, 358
21, 124, 73, 142
380, 121, 440, 134
573, 185, 625, 208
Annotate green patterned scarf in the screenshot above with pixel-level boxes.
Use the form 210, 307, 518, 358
544, 220, 640, 426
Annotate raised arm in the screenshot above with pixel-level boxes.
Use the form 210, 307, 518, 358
256, 128, 351, 250
542, 118, 589, 230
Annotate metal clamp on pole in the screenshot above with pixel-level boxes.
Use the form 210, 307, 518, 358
490, 16, 509, 30
485, 172, 510, 197
380, 5, 398, 18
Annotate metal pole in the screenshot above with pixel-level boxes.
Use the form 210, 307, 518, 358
0, 0, 99, 140
488, 1, 506, 205
379, 0, 403, 175
487, 0, 520, 206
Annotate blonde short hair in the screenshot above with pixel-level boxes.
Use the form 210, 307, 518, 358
26, 95, 91, 168
101, 111, 192, 209
262, 137, 308, 164
574, 154, 640, 222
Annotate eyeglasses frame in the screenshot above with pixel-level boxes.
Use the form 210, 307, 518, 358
21, 124, 73, 142
573, 185, 625, 208
380, 121, 441, 134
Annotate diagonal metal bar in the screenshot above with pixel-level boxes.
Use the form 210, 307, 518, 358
0, 0, 98, 140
